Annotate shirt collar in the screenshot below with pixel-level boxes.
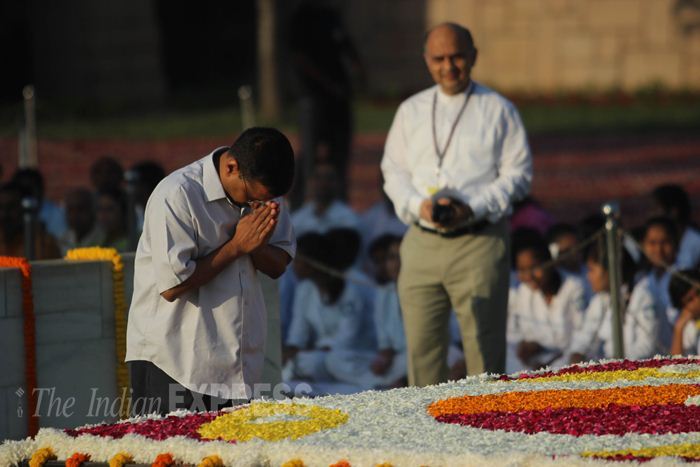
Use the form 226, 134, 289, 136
202, 146, 230, 202
436, 80, 476, 104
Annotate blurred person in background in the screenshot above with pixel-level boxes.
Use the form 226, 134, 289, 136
283, 232, 371, 385
287, 0, 364, 206
651, 184, 700, 270
640, 216, 680, 352
96, 188, 129, 252
325, 226, 376, 307
326, 234, 408, 390
291, 162, 359, 236
381, 23, 532, 384
358, 173, 407, 273
0, 181, 60, 259
565, 239, 658, 363
507, 234, 586, 371
90, 156, 124, 193
59, 188, 105, 255
11, 167, 67, 238
280, 232, 326, 343
282, 164, 360, 345
130, 161, 166, 232
669, 269, 700, 356
547, 222, 592, 304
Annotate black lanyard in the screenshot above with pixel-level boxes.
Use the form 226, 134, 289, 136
431, 82, 473, 170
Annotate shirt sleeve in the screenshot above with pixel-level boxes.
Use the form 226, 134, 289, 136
325, 287, 366, 350
381, 103, 426, 225
624, 283, 659, 359
468, 101, 533, 222
568, 294, 607, 358
286, 280, 314, 348
149, 186, 199, 294
506, 287, 523, 344
565, 278, 588, 335
374, 289, 391, 350
268, 198, 296, 259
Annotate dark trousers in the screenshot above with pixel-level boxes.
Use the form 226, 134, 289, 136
129, 360, 235, 415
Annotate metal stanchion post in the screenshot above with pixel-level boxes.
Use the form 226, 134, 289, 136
21, 85, 38, 168
124, 169, 139, 252
22, 197, 38, 261
238, 85, 256, 130
602, 202, 625, 359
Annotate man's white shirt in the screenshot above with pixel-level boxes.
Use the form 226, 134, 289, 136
125, 149, 296, 399
381, 82, 532, 226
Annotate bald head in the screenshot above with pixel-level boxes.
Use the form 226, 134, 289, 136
424, 23, 475, 51
423, 22, 477, 95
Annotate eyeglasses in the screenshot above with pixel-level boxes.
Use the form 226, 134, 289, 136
242, 177, 264, 209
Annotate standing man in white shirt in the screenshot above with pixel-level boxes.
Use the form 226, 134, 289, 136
126, 127, 296, 414
381, 23, 532, 384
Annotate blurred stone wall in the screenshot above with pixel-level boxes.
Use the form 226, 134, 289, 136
340, 0, 700, 96
426, 0, 700, 93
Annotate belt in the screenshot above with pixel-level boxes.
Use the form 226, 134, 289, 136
415, 219, 491, 238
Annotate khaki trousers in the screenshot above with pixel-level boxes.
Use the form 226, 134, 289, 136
398, 220, 510, 386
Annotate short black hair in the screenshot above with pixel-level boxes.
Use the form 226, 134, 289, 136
643, 215, 679, 247
325, 227, 362, 271
131, 161, 165, 190
296, 232, 327, 262
515, 233, 552, 265
230, 127, 295, 197
0, 180, 23, 198
585, 236, 637, 291
97, 187, 128, 217
510, 227, 545, 268
547, 223, 578, 244
669, 269, 700, 310
368, 233, 402, 258
652, 184, 691, 224
11, 168, 45, 199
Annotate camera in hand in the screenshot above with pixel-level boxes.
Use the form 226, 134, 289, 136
432, 203, 454, 225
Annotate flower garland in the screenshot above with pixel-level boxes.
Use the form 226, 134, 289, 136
582, 443, 700, 462
498, 357, 699, 382
280, 460, 305, 467
197, 402, 349, 442
66, 411, 221, 441
429, 384, 700, 436
152, 453, 175, 467
65, 452, 90, 467
65, 247, 129, 418
0, 256, 39, 436
108, 452, 134, 467
197, 455, 224, 467
28, 447, 55, 467
429, 384, 700, 417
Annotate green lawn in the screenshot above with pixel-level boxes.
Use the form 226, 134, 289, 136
0, 99, 698, 140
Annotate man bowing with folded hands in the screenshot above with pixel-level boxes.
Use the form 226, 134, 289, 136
127, 127, 296, 414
